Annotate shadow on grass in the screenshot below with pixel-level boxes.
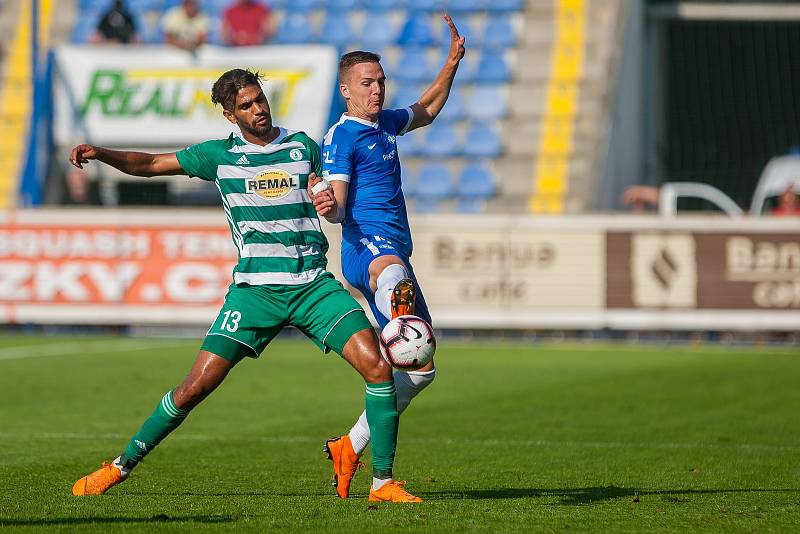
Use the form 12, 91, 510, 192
424, 486, 800, 504
0, 514, 236, 527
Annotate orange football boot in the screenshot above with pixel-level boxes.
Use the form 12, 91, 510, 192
72, 462, 126, 496
391, 278, 416, 318
324, 435, 364, 498
368, 480, 423, 503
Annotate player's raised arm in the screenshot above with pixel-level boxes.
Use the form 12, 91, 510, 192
407, 13, 466, 132
69, 144, 186, 177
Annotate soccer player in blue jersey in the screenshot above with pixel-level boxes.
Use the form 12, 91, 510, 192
313, 13, 465, 498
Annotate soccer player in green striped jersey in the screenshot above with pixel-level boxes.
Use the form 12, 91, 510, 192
68, 69, 421, 503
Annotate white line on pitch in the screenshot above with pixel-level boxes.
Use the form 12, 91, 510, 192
0, 339, 191, 361
0, 431, 796, 452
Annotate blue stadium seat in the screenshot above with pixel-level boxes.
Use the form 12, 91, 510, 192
421, 124, 461, 158
414, 163, 454, 213
443, 0, 481, 13
289, 0, 322, 10
71, 18, 99, 43
457, 163, 496, 200
390, 85, 419, 110
397, 13, 436, 47
406, 0, 439, 11
318, 12, 354, 47
396, 130, 422, 157
451, 17, 479, 47
472, 52, 511, 84
466, 86, 507, 121
482, 15, 517, 50
401, 173, 416, 199
463, 124, 502, 158
437, 87, 465, 123
392, 48, 434, 83
79, 0, 113, 10
482, 0, 523, 12
325, 0, 361, 9
456, 163, 496, 213
199, 0, 230, 16
273, 13, 313, 44
365, 0, 403, 9
360, 11, 398, 49
128, 0, 162, 11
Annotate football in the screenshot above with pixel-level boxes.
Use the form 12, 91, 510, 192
379, 315, 436, 369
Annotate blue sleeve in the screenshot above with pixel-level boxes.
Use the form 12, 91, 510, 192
321, 126, 354, 182
380, 108, 414, 136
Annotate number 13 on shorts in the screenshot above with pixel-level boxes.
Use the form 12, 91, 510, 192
218, 309, 241, 333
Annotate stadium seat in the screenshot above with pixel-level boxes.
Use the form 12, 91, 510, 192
78, 0, 113, 10
451, 17, 479, 47
365, 0, 403, 10
360, 11, 398, 49
397, 13, 437, 47
456, 163, 496, 212
71, 18, 99, 43
396, 130, 422, 157
466, 86, 507, 121
437, 87, 465, 123
128, 0, 163, 12
324, 0, 361, 9
318, 12, 354, 47
413, 163, 454, 212
392, 48, 434, 83
273, 13, 313, 44
482, 0, 524, 12
421, 124, 461, 158
463, 124, 502, 158
443, 0, 481, 13
405, 0, 440, 11
390, 85, 420, 110
482, 16, 517, 50
472, 52, 511, 84
457, 163, 496, 200
199, 0, 230, 16
289, 0, 322, 10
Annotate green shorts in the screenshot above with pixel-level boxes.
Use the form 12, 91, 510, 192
201, 272, 372, 364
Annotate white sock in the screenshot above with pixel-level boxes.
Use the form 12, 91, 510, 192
112, 456, 131, 477
348, 368, 437, 456
372, 477, 391, 490
375, 263, 410, 321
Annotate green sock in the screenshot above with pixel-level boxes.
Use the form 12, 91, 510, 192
121, 390, 188, 467
365, 380, 398, 479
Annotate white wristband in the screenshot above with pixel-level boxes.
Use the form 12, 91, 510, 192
311, 178, 332, 195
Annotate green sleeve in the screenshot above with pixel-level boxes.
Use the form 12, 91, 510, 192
307, 138, 323, 176
175, 140, 220, 182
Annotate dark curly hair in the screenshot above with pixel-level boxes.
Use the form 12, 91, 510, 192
211, 68, 263, 112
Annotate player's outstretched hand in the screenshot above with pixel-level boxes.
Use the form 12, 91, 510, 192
70, 144, 98, 169
307, 173, 337, 218
443, 13, 466, 65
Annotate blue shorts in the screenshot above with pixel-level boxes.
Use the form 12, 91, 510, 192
341, 235, 432, 330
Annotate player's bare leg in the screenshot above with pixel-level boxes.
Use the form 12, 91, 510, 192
72, 351, 234, 496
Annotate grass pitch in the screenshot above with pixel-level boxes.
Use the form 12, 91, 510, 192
0, 333, 798, 532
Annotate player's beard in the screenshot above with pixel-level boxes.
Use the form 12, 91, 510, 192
242, 115, 272, 138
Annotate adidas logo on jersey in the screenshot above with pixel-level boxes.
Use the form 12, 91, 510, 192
236, 155, 250, 165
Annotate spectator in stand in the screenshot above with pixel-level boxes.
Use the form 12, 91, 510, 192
162, 0, 210, 52
91, 0, 140, 44
221, 0, 274, 47
770, 183, 800, 216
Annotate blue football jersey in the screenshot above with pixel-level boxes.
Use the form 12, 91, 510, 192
321, 108, 415, 256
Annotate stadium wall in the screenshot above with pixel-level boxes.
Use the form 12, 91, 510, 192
1, 209, 798, 331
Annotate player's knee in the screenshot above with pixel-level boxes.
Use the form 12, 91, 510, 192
173, 376, 217, 410
363, 356, 393, 384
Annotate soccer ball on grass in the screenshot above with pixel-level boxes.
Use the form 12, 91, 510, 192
379, 315, 436, 370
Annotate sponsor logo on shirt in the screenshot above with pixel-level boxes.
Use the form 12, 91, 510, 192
246, 169, 299, 200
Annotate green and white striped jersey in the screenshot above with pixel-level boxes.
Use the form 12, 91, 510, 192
176, 128, 327, 286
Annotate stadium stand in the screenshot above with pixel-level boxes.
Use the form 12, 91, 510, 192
60, 0, 621, 214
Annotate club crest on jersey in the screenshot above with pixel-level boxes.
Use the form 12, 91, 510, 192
289, 148, 303, 161
246, 169, 298, 200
